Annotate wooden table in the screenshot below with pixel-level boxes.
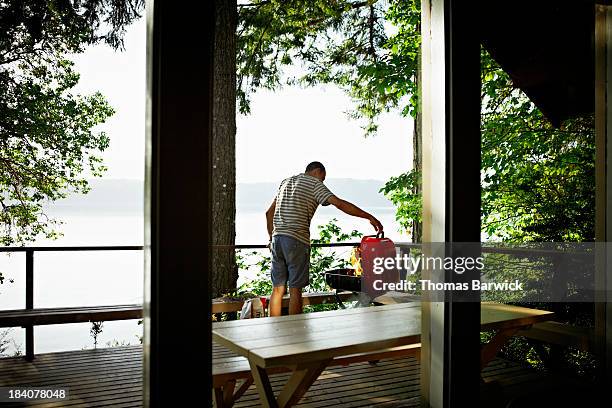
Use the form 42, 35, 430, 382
478, 302, 555, 369
212, 302, 554, 408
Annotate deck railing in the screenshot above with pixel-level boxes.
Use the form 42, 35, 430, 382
0, 242, 373, 359
0, 246, 143, 360
0, 242, 568, 360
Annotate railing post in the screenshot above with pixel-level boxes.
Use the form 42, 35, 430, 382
25, 249, 34, 361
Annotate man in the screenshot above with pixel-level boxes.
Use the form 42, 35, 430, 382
265, 161, 384, 316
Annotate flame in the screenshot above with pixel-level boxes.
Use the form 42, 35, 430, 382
350, 246, 363, 277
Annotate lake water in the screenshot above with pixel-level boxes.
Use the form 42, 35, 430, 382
0, 207, 406, 355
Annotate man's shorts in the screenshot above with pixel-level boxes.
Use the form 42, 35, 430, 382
270, 234, 310, 288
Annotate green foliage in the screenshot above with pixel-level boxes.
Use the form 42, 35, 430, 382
0, 58, 114, 245
0, 1, 144, 246
0, 1, 144, 54
308, 219, 362, 291
379, 50, 594, 243
237, 0, 360, 114
0, 328, 23, 357
105, 339, 131, 348
303, 303, 343, 313
563, 348, 598, 378
500, 336, 546, 371
235, 248, 273, 297
338, 0, 420, 131
379, 170, 420, 236
235, 219, 361, 299
0, 328, 11, 357
237, 0, 419, 134
480, 51, 594, 242
89, 321, 103, 349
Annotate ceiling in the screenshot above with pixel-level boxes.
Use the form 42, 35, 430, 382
479, 0, 595, 126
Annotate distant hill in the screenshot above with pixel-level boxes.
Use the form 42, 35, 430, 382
45, 179, 144, 214
45, 178, 393, 214
238, 178, 393, 212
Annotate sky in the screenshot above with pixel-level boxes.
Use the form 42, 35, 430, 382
70, 17, 413, 184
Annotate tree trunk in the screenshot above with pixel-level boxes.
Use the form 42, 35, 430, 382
212, 0, 238, 297
412, 50, 423, 244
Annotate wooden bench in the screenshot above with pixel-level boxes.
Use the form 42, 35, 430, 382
0, 304, 143, 328
517, 321, 594, 351
212, 291, 354, 314
0, 304, 143, 361
212, 340, 421, 408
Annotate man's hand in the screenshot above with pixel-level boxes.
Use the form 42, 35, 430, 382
266, 199, 276, 241
328, 195, 384, 233
369, 216, 383, 233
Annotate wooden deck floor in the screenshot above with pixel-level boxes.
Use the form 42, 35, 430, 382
0, 345, 590, 407
0, 346, 142, 407
231, 356, 552, 408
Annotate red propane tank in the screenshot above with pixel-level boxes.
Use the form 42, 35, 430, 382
359, 232, 400, 298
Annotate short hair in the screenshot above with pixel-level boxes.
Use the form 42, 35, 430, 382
305, 161, 326, 173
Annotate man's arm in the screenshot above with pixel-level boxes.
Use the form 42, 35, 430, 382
265, 199, 276, 240
327, 196, 383, 232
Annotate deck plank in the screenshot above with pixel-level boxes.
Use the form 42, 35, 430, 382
0, 346, 142, 407
0, 343, 570, 407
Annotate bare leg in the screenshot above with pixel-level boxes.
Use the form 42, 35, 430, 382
269, 285, 286, 317
288, 287, 303, 315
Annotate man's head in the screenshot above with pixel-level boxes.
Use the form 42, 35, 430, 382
305, 161, 326, 181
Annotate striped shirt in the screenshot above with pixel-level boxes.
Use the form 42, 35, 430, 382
272, 174, 335, 245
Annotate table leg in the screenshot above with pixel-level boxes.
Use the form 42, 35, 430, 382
249, 361, 278, 408
231, 377, 254, 405
213, 378, 249, 408
222, 379, 236, 405
213, 387, 225, 408
480, 327, 522, 370
249, 359, 331, 408
277, 360, 330, 408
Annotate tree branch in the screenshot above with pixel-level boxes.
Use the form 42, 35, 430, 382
368, 5, 376, 61
238, 1, 270, 7
306, 0, 378, 27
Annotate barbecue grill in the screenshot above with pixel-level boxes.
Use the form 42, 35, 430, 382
324, 267, 372, 308
324, 268, 361, 292
324, 232, 398, 307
